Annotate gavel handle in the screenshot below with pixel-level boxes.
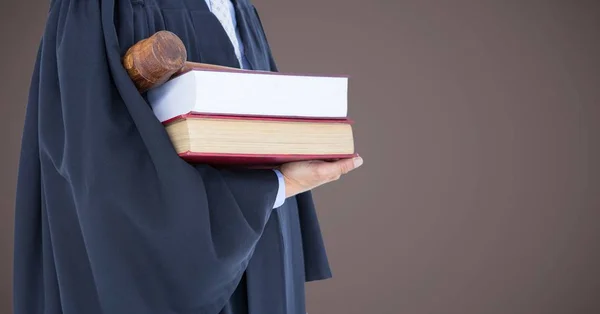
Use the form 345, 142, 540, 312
122, 30, 258, 93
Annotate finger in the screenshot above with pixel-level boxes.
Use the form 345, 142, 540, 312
314, 156, 363, 181
336, 156, 363, 175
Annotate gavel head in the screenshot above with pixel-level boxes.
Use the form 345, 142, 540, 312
122, 31, 188, 93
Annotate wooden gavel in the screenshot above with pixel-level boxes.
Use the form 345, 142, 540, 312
122, 30, 247, 93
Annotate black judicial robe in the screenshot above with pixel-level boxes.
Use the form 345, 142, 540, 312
13, 0, 332, 313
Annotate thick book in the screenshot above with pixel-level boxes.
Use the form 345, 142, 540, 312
147, 66, 349, 122
163, 114, 356, 165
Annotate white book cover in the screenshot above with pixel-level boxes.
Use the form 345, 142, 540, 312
147, 69, 349, 122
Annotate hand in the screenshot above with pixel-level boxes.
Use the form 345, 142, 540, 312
280, 156, 364, 198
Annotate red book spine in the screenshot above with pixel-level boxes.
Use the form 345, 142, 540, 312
179, 152, 358, 166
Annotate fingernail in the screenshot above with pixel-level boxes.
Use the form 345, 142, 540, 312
353, 157, 363, 168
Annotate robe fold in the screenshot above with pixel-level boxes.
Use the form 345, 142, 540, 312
13, 0, 332, 313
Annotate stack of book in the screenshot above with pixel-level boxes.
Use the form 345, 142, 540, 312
146, 64, 356, 165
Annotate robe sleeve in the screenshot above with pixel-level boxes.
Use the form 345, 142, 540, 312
21, 0, 279, 312
250, 4, 334, 282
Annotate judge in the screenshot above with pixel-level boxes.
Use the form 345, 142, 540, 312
13, 0, 363, 313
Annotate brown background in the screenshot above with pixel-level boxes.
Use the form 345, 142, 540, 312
1, 0, 599, 313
